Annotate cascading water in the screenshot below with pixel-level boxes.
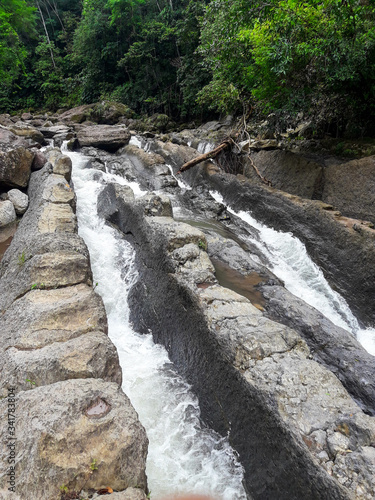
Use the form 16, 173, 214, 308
209, 191, 375, 356
67, 147, 248, 500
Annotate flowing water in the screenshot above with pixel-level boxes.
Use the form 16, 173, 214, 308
209, 191, 375, 356
67, 149, 248, 500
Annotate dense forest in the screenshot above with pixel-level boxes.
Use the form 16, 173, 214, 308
1, 0, 375, 133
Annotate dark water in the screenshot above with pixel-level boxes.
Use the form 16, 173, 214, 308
211, 258, 265, 310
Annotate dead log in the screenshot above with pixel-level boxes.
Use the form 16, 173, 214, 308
176, 140, 232, 174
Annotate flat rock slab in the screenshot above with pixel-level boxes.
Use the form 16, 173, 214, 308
77, 125, 131, 152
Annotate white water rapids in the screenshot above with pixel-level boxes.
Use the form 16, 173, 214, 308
209, 191, 375, 356
68, 149, 248, 500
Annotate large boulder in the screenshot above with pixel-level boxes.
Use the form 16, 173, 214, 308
89, 101, 134, 124
0, 379, 148, 500
77, 124, 131, 152
39, 124, 72, 139
0, 146, 34, 189
0, 127, 32, 151
58, 104, 94, 124
31, 149, 47, 171
8, 122, 44, 144
7, 189, 29, 215
323, 156, 375, 225
0, 146, 149, 500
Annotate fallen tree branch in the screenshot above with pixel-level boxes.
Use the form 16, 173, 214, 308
176, 139, 233, 174
247, 154, 272, 186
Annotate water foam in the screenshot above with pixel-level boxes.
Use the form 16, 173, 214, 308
69, 151, 247, 500
210, 191, 375, 355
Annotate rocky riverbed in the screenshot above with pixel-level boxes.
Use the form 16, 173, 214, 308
1, 106, 375, 499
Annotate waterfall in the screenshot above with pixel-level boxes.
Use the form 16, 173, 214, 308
67, 149, 248, 500
209, 191, 375, 356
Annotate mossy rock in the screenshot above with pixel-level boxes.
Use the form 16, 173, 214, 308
89, 101, 134, 124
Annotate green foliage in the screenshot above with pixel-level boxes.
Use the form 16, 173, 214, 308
198, 0, 375, 125
17, 250, 26, 266
0, 0, 36, 96
2, 0, 375, 132
89, 458, 98, 471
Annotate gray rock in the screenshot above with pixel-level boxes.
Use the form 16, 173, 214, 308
198, 166, 375, 327
8, 122, 44, 144
31, 149, 47, 171
248, 150, 323, 199
323, 156, 375, 225
7, 189, 28, 214
0, 200, 16, 227
107, 186, 375, 499
0, 379, 148, 500
21, 112, 33, 121
77, 125, 131, 152
39, 124, 71, 138
0, 145, 149, 500
0, 147, 34, 188
107, 488, 148, 499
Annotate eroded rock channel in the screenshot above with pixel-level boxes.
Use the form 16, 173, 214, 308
1, 115, 375, 500
89, 134, 375, 499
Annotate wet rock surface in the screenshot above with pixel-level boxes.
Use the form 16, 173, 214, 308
101, 181, 375, 500
0, 147, 148, 499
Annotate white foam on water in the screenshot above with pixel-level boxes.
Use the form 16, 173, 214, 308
209, 191, 375, 356
68, 150, 248, 500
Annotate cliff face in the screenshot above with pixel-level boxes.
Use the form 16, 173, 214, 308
0, 147, 148, 500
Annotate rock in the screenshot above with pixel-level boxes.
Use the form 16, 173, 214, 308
77, 125, 131, 152
198, 166, 375, 327
249, 138, 279, 150
21, 112, 33, 121
0, 114, 14, 127
0, 146, 149, 500
59, 104, 94, 123
53, 154, 72, 181
53, 131, 74, 147
289, 121, 314, 139
31, 149, 47, 171
8, 122, 44, 144
0, 200, 16, 227
247, 150, 323, 199
202, 229, 375, 416
117, 144, 177, 190
97, 183, 135, 221
7, 189, 29, 215
0, 147, 34, 188
90, 101, 134, 125
123, 144, 165, 167
39, 124, 71, 138
107, 186, 375, 499
107, 488, 148, 500
323, 156, 375, 225
0, 379, 148, 500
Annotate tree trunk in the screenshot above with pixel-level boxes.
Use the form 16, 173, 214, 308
36, 0, 56, 69
177, 141, 231, 174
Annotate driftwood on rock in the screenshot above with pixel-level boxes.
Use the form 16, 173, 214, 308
177, 135, 271, 186
177, 139, 233, 174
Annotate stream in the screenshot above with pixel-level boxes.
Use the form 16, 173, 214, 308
66, 135, 374, 499
68, 148, 248, 500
